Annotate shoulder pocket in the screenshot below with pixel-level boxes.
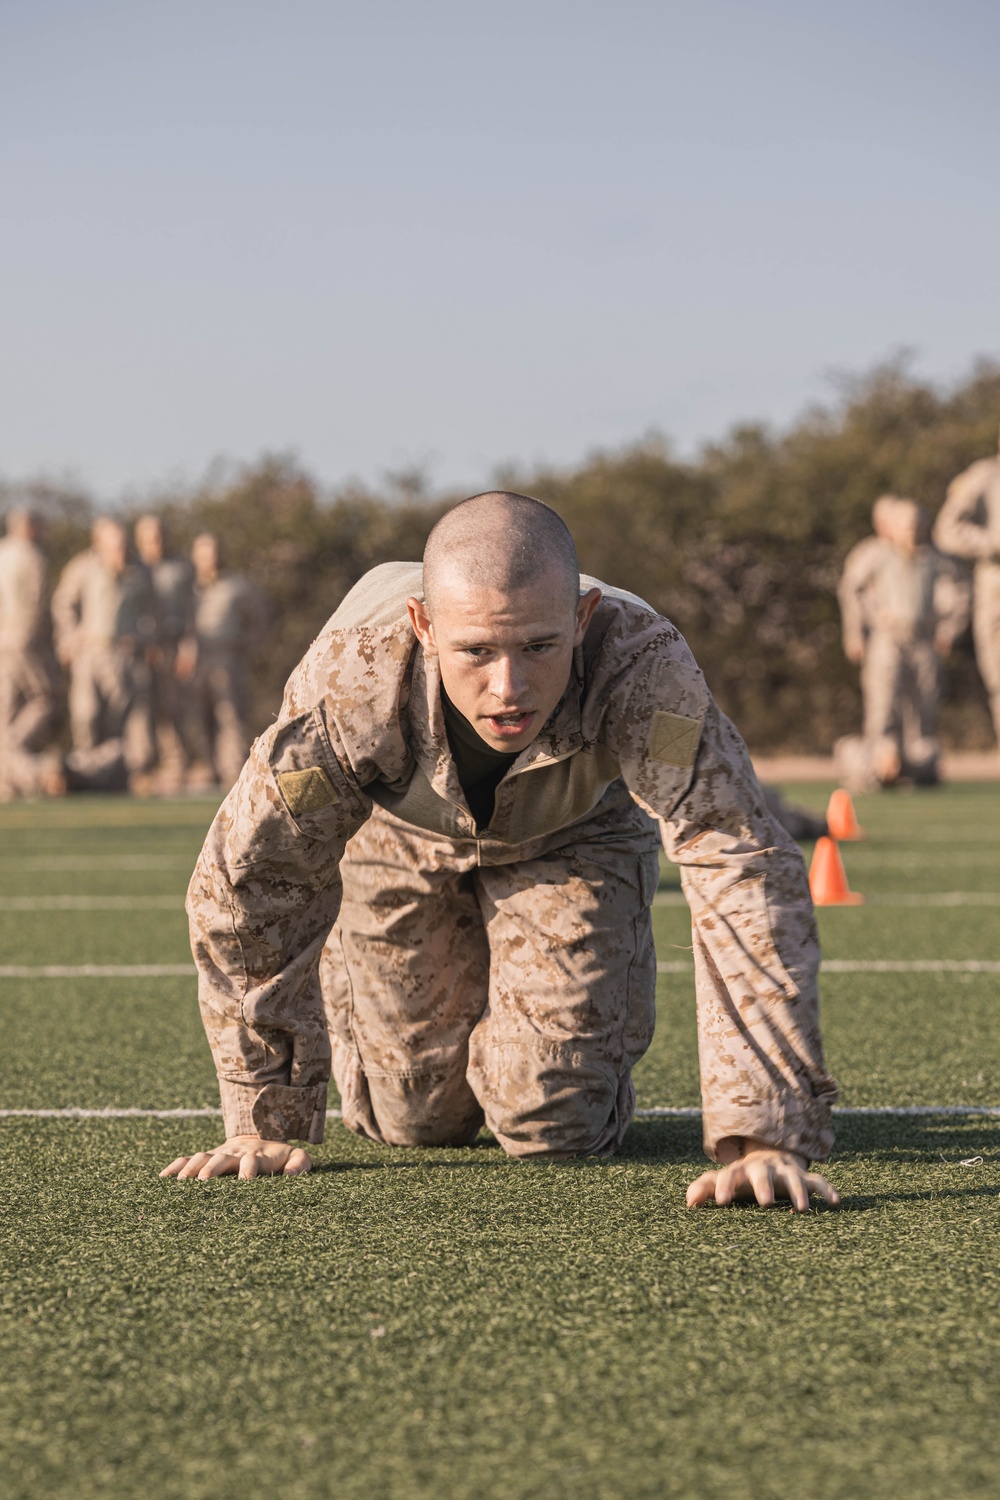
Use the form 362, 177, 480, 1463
224, 709, 367, 869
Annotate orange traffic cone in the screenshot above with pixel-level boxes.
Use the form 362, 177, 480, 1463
826, 788, 865, 841
809, 836, 864, 906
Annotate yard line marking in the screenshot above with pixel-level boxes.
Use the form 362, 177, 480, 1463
654, 891, 1000, 908
822, 959, 1000, 973
0, 964, 195, 978
2, 1105, 999, 1121
656, 959, 1000, 974
0, 896, 182, 911
0, 1108, 224, 1119
0, 959, 994, 980
866, 893, 1000, 907
9, 855, 194, 871
633, 1105, 1000, 1119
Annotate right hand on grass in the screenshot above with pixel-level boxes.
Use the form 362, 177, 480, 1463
160, 1135, 312, 1180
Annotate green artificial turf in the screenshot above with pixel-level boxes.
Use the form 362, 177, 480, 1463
1, 787, 999, 1499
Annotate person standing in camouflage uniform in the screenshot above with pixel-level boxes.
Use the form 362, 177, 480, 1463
0, 508, 63, 800
51, 517, 156, 791
933, 430, 1000, 746
835, 496, 969, 792
165, 493, 839, 1212
181, 532, 267, 792
134, 515, 195, 791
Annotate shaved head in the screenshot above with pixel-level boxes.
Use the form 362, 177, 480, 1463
422, 491, 579, 616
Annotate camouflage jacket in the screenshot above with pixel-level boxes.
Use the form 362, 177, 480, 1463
188, 562, 836, 1159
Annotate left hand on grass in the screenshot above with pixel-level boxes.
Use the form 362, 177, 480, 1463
686, 1138, 840, 1213
159, 1134, 312, 1181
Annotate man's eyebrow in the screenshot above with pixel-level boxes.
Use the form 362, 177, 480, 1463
453, 629, 565, 648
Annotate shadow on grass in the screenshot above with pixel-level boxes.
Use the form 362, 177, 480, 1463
302, 1116, 998, 1187
836, 1183, 1000, 1211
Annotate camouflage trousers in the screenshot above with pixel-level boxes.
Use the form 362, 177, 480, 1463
187, 649, 252, 791
0, 645, 61, 800
320, 796, 662, 1159
973, 573, 1000, 745
65, 643, 154, 790
836, 631, 942, 791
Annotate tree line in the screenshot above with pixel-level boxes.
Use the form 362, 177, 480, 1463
5, 357, 998, 752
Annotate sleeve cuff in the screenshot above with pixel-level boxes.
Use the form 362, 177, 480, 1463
219, 1079, 328, 1145
702, 1092, 837, 1165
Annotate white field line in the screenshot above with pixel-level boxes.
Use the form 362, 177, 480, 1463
1, 1105, 999, 1121
0, 892, 996, 913
653, 891, 1000, 908
0, 964, 195, 978
0, 959, 997, 980
0, 896, 181, 911
656, 959, 1000, 974
10, 856, 194, 870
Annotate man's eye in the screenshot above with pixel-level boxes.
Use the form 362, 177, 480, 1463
525, 643, 553, 654
464, 647, 488, 658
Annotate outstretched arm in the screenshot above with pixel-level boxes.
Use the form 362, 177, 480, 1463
165, 707, 371, 1176
612, 628, 839, 1210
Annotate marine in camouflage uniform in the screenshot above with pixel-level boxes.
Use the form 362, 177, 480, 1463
134, 515, 195, 789
0, 509, 63, 800
187, 555, 837, 1170
933, 435, 1000, 745
184, 533, 267, 792
51, 518, 156, 791
836, 497, 969, 792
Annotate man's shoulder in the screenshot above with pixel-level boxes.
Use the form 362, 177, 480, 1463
279, 563, 420, 722
324, 562, 424, 634
841, 534, 889, 571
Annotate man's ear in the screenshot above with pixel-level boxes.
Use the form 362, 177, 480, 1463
573, 587, 602, 646
406, 596, 436, 652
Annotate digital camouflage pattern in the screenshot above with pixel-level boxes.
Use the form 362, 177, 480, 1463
51, 547, 156, 789
837, 529, 969, 785
188, 563, 837, 1162
187, 570, 268, 789
933, 455, 1000, 742
0, 532, 61, 799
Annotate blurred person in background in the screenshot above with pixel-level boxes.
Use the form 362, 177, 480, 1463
179, 532, 267, 792
0, 508, 64, 800
933, 428, 1000, 748
836, 496, 969, 792
52, 516, 156, 792
134, 514, 195, 792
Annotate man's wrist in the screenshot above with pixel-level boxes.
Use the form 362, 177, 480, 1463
716, 1135, 809, 1170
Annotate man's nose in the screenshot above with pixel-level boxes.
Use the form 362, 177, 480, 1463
488, 653, 528, 704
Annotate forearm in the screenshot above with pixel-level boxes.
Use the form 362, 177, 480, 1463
683, 841, 836, 1163
661, 707, 837, 1162
189, 833, 341, 1143
187, 710, 371, 1142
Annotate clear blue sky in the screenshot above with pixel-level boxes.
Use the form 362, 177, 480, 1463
2, 0, 998, 500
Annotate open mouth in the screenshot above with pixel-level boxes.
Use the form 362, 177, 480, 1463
485, 711, 534, 738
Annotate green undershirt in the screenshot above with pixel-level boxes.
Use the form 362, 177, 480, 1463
442, 691, 519, 833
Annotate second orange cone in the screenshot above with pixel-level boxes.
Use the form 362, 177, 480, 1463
826, 788, 864, 841
809, 836, 864, 906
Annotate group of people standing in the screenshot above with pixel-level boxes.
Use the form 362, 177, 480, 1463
835, 433, 1000, 792
0, 512, 266, 801
3, 432, 1000, 804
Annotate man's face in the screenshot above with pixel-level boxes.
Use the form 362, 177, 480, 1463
95, 523, 128, 576
135, 518, 163, 565
892, 504, 921, 556
192, 536, 220, 584
408, 572, 601, 753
